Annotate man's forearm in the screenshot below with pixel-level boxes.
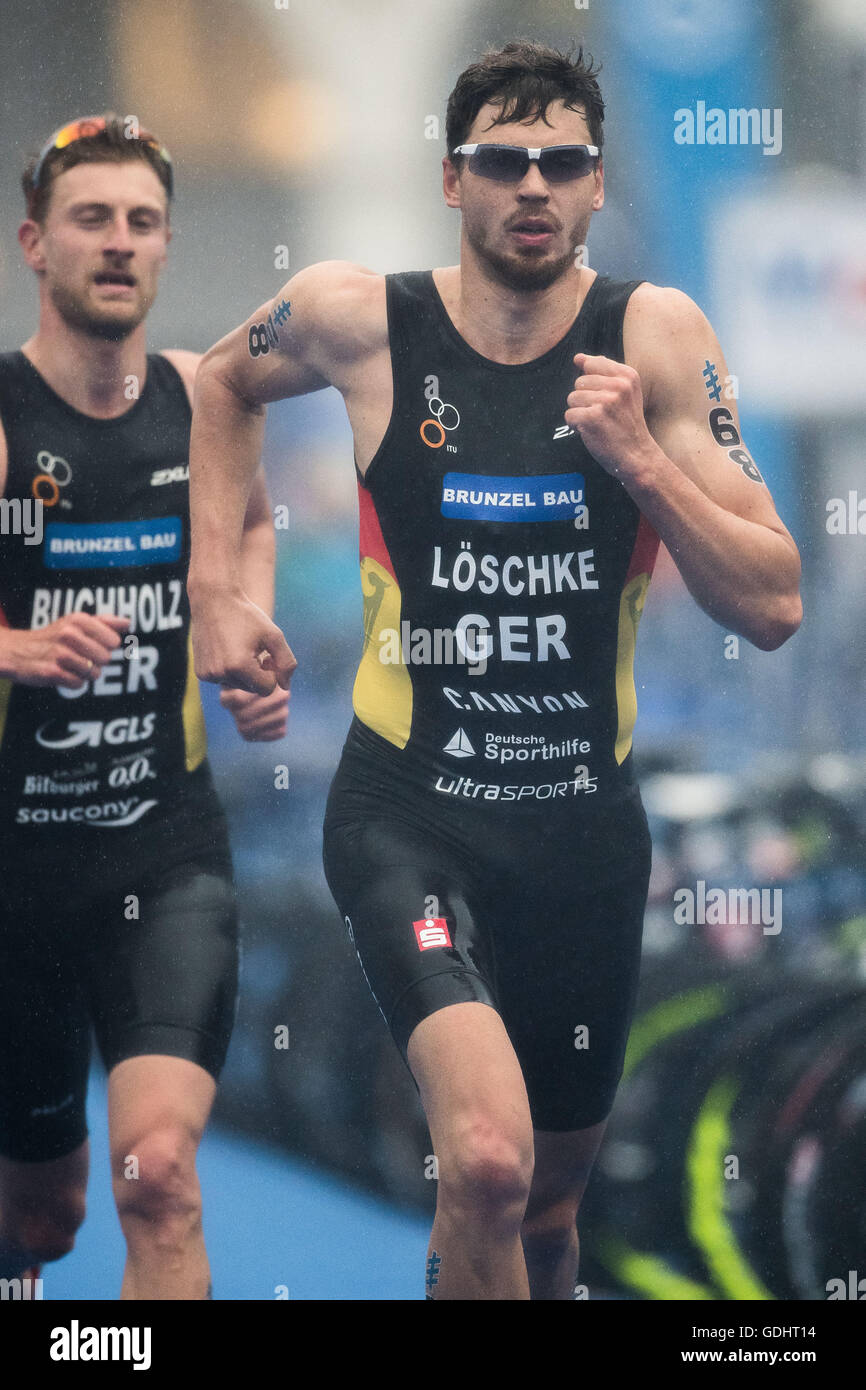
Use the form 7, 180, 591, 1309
240, 521, 275, 618
626, 441, 801, 650
0, 628, 23, 680
188, 358, 267, 598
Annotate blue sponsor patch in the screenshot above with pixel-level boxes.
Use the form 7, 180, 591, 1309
441, 473, 585, 522
44, 518, 182, 569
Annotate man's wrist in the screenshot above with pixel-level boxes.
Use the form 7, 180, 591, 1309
618, 437, 671, 502
187, 570, 243, 607
0, 628, 23, 680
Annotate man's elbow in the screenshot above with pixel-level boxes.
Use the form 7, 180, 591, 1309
750, 593, 803, 651
194, 343, 263, 418
241, 516, 276, 547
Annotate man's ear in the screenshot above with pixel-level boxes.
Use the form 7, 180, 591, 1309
18, 219, 46, 271
593, 158, 604, 212
442, 155, 462, 210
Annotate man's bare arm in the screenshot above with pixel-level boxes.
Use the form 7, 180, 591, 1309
218, 466, 291, 740
237, 466, 275, 616
187, 259, 383, 694
565, 284, 802, 650
162, 348, 277, 614
160, 349, 286, 736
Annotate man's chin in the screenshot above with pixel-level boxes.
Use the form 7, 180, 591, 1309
67, 307, 145, 342
81, 315, 142, 342
481, 247, 574, 293
50, 285, 148, 340
83, 295, 151, 339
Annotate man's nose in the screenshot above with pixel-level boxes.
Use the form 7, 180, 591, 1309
515, 162, 550, 198
102, 218, 135, 255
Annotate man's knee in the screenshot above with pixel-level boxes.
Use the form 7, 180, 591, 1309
0, 1184, 86, 1264
438, 1118, 534, 1223
112, 1126, 201, 1233
522, 1207, 579, 1265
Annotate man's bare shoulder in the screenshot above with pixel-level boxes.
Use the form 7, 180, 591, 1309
626, 281, 711, 346
624, 282, 721, 408
286, 260, 388, 364
197, 261, 389, 404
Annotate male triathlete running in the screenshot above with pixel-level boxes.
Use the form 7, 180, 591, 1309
0, 115, 287, 1299
187, 43, 802, 1300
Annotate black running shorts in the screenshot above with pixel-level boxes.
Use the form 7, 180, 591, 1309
0, 805, 238, 1162
322, 731, 652, 1132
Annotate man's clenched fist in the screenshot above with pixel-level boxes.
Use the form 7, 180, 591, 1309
564, 352, 656, 482
219, 684, 290, 742
0, 612, 130, 687
190, 589, 296, 697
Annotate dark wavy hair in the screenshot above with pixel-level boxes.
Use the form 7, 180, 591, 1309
446, 40, 605, 163
23, 113, 173, 223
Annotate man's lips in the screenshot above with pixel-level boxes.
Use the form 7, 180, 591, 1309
508, 219, 557, 246
92, 271, 137, 288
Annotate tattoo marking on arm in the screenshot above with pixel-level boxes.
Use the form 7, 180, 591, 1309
248, 299, 292, 358
702, 358, 722, 401
708, 407, 764, 484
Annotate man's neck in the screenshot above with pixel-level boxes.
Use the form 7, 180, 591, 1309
21, 318, 148, 420
434, 250, 594, 365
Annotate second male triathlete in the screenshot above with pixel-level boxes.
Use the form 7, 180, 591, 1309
0, 114, 287, 1299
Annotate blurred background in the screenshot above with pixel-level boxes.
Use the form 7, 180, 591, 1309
1, 0, 864, 1299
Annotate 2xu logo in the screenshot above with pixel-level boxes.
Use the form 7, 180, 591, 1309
413, 917, 452, 951
150, 465, 189, 487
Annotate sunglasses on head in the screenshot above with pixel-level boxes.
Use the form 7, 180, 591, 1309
453, 143, 600, 183
31, 115, 174, 197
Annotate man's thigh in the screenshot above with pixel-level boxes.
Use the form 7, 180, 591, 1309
407, 1001, 533, 1154
492, 831, 652, 1133
323, 815, 500, 1059
86, 862, 239, 1082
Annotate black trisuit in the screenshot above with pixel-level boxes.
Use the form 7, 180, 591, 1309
323, 272, 658, 1131
0, 352, 238, 1162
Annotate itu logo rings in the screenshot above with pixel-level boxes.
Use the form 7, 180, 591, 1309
32, 450, 73, 506
420, 397, 460, 449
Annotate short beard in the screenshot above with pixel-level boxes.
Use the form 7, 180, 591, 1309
464, 215, 586, 294
475, 242, 576, 293
48, 281, 146, 342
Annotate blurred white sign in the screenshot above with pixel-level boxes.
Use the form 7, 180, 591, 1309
710, 188, 866, 415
